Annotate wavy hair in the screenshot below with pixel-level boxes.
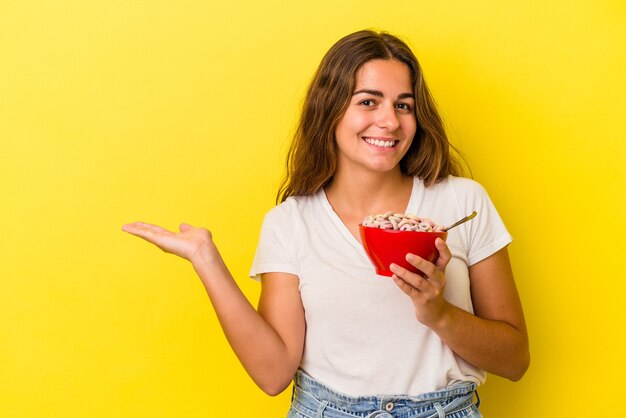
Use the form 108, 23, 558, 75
277, 30, 467, 203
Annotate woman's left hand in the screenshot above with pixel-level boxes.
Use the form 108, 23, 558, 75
389, 237, 452, 328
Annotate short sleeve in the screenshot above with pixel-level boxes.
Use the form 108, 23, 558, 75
249, 202, 299, 281
451, 178, 512, 266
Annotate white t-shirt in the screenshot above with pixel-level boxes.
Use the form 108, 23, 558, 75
250, 176, 512, 396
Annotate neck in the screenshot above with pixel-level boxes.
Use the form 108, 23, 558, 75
324, 166, 412, 215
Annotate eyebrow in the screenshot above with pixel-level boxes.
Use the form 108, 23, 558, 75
353, 89, 415, 100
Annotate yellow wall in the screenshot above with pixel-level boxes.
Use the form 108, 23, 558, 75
1, 1, 624, 416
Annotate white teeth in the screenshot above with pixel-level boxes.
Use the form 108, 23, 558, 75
365, 138, 395, 148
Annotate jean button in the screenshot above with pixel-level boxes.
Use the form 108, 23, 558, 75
384, 401, 394, 411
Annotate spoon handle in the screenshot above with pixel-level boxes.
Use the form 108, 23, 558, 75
443, 211, 477, 232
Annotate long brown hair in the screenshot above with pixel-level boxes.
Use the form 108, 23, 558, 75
277, 30, 467, 203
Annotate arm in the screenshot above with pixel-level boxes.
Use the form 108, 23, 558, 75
390, 239, 529, 381
121, 222, 305, 395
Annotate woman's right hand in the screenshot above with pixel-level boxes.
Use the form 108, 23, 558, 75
122, 221, 306, 395
122, 222, 215, 264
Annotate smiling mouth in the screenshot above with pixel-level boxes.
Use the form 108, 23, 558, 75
363, 137, 398, 148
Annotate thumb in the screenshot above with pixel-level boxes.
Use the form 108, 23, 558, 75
434, 237, 451, 270
179, 223, 194, 232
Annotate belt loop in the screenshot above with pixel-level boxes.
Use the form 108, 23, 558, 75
317, 400, 329, 418
433, 402, 445, 418
475, 389, 481, 408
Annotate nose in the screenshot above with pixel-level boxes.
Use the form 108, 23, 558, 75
375, 104, 400, 131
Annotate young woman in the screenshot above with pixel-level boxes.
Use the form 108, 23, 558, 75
123, 30, 529, 417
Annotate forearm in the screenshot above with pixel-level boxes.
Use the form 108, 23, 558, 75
121, 222, 300, 394
191, 246, 300, 394
432, 302, 530, 381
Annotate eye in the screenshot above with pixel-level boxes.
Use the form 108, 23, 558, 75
396, 102, 413, 112
358, 99, 376, 107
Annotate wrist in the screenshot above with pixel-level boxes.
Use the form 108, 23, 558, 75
190, 241, 222, 270
190, 241, 233, 292
425, 300, 455, 333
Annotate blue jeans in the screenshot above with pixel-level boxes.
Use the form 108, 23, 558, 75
287, 370, 483, 418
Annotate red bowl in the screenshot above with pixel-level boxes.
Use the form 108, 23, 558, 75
359, 225, 447, 277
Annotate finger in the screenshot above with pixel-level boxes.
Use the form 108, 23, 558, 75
121, 222, 147, 234
434, 238, 452, 271
392, 274, 416, 296
390, 262, 427, 290
405, 253, 437, 278
121, 222, 173, 242
138, 223, 174, 235
122, 222, 162, 232
121, 223, 159, 241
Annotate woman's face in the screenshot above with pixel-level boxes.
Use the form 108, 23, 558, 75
334, 59, 417, 176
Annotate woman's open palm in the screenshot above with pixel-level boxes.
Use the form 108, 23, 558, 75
122, 222, 213, 262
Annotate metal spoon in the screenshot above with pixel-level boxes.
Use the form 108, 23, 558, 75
443, 211, 477, 232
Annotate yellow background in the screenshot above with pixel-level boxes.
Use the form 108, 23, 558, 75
1, 1, 624, 417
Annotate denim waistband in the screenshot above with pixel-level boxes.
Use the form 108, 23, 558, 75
291, 370, 479, 418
